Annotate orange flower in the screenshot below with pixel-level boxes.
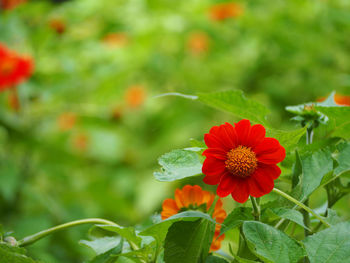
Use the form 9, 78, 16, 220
125, 85, 146, 108
1, 0, 26, 10
0, 43, 33, 91
209, 2, 243, 21
318, 94, 350, 106
161, 185, 227, 251
49, 18, 66, 35
102, 33, 128, 48
187, 32, 210, 55
58, 112, 77, 131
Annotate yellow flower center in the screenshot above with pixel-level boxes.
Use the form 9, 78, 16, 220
225, 145, 258, 178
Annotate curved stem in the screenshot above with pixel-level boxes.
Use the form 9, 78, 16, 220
18, 218, 118, 247
250, 196, 260, 221
272, 188, 330, 228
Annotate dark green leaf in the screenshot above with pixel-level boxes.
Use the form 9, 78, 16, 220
164, 219, 215, 263
79, 236, 122, 256
0, 244, 38, 263
269, 208, 309, 230
266, 127, 306, 152
243, 221, 305, 263
334, 142, 350, 177
88, 238, 123, 263
303, 222, 350, 263
220, 207, 254, 235
154, 149, 203, 181
92, 225, 141, 248
198, 90, 270, 125
205, 255, 228, 263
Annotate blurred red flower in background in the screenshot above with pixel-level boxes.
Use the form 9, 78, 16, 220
102, 33, 129, 48
72, 133, 89, 152
187, 32, 210, 55
58, 112, 77, 131
0, 43, 33, 92
209, 2, 243, 21
125, 85, 146, 108
318, 93, 350, 106
202, 119, 285, 203
1, 0, 26, 10
161, 185, 227, 251
49, 18, 66, 35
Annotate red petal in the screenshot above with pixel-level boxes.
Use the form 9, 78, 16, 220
246, 124, 266, 147
203, 174, 222, 185
248, 168, 274, 197
258, 163, 281, 179
217, 173, 237, 197
202, 148, 227, 160
234, 119, 251, 146
230, 179, 250, 203
204, 133, 230, 151
254, 137, 286, 164
202, 157, 226, 176
219, 123, 237, 149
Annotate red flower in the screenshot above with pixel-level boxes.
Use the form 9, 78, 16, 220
187, 31, 210, 55
1, 0, 26, 10
209, 2, 243, 21
0, 43, 33, 91
161, 185, 227, 251
202, 119, 286, 203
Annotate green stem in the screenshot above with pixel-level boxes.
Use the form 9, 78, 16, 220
272, 188, 330, 228
18, 218, 118, 247
250, 196, 260, 221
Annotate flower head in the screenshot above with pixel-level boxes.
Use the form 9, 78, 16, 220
58, 112, 77, 131
49, 18, 66, 35
202, 119, 285, 203
161, 185, 226, 251
209, 2, 243, 21
102, 33, 128, 48
0, 43, 33, 91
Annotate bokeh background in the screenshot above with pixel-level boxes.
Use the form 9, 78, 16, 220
1, 0, 350, 262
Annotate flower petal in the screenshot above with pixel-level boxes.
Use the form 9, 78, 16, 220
217, 173, 237, 197
203, 174, 222, 185
248, 168, 275, 197
234, 119, 252, 146
161, 199, 179, 219
230, 179, 250, 203
254, 137, 286, 164
246, 124, 266, 147
258, 163, 281, 179
202, 148, 227, 160
202, 157, 226, 176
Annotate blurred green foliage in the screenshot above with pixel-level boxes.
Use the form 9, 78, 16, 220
1, 0, 350, 262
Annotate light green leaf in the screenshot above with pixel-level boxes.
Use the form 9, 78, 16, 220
266, 127, 306, 152
315, 106, 350, 139
79, 236, 122, 256
303, 222, 350, 263
139, 211, 217, 246
243, 221, 305, 263
292, 149, 333, 201
87, 239, 123, 263
154, 149, 203, 182
334, 142, 350, 177
325, 209, 342, 225
198, 90, 270, 125
205, 255, 228, 263
93, 225, 141, 248
270, 208, 309, 230
164, 219, 215, 263
220, 207, 254, 235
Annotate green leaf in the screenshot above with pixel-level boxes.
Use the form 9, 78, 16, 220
303, 222, 350, 263
198, 90, 270, 125
325, 209, 342, 225
243, 221, 305, 263
88, 238, 123, 263
164, 219, 215, 263
334, 142, 350, 177
92, 225, 141, 248
315, 106, 350, 139
205, 255, 228, 263
79, 236, 122, 256
220, 207, 254, 235
154, 149, 203, 182
139, 211, 217, 247
266, 127, 306, 152
292, 149, 333, 201
269, 208, 309, 230
0, 244, 38, 263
